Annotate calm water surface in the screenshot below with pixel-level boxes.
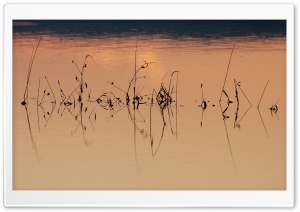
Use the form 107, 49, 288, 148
13, 21, 286, 190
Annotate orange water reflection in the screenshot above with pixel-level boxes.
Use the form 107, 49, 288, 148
13, 34, 286, 190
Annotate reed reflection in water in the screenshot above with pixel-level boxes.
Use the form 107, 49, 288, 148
13, 20, 286, 190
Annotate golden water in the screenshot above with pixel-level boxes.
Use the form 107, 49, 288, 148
13, 32, 286, 190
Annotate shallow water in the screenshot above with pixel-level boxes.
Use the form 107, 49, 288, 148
13, 21, 286, 190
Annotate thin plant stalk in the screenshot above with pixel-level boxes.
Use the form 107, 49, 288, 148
219, 37, 237, 102
257, 79, 269, 109
219, 101, 236, 171
37, 77, 41, 133
258, 109, 269, 137
22, 38, 41, 105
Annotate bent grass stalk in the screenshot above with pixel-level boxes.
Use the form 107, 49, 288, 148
257, 80, 270, 137
22, 38, 41, 105
219, 37, 237, 102
257, 79, 269, 109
